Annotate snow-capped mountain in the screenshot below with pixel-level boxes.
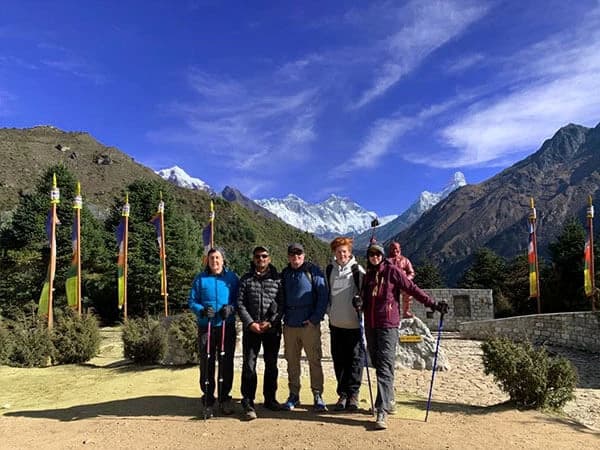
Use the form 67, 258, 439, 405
353, 172, 467, 251
255, 194, 397, 239
156, 166, 214, 194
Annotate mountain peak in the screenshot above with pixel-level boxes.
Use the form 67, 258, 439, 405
353, 172, 468, 251
156, 166, 213, 193
255, 194, 396, 238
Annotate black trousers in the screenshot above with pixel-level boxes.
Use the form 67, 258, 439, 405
198, 321, 236, 406
330, 325, 364, 397
241, 328, 282, 402
365, 327, 398, 413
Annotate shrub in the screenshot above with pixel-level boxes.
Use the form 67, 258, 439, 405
52, 310, 101, 364
122, 316, 167, 364
0, 319, 11, 364
166, 313, 199, 364
481, 337, 577, 409
8, 314, 54, 367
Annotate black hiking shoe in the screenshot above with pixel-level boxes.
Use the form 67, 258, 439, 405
334, 394, 347, 411
346, 393, 359, 411
220, 399, 234, 415
242, 398, 257, 420
264, 399, 281, 411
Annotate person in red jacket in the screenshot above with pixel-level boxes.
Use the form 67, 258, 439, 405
388, 241, 416, 318
353, 242, 447, 430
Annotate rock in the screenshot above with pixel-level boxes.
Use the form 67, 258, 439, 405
396, 317, 450, 370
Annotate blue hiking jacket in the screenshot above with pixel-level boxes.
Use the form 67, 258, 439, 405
188, 268, 239, 327
281, 262, 328, 327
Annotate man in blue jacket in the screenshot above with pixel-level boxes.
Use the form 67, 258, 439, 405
281, 243, 329, 412
188, 247, 239, 418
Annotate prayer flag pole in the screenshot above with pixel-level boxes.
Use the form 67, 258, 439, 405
158, 193, 168, 316
529, 197, 541, 314
74, 182, 82, 316
48, 173, 60, 329
586, 195, 596, 312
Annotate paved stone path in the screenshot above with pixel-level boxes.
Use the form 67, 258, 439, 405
394, 335, 599, 431
244, 332, 599, 431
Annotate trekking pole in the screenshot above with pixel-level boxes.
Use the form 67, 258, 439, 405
425, 312, 445, 422
357, 310, 375, 417
217, 318, 226, 411
203, 319, 212, 421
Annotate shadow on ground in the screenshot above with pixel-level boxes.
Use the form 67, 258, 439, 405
404, 398, 600, 436
5, 395, 599, 436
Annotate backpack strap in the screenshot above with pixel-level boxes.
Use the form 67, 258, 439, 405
351, 263, 361, 292
326, 264, 333, 295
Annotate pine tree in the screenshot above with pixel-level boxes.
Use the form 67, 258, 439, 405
413, 259, 445, 288
0, 165, 111, 317
458, 247, 510, 316
544, 217, 587, 312
104, 179, 202, 318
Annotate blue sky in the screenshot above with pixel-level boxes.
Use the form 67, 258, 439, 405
2, 1, 600, 216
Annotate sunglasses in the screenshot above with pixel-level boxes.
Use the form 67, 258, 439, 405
288, 250, 303, 256
254, 253, 269, 259
368, 252, 383, 258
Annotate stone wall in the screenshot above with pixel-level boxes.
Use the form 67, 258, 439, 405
409, 289, 494, 331
459, 311, 600, 353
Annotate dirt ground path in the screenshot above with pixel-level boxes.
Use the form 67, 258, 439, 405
1, 329, 598, 449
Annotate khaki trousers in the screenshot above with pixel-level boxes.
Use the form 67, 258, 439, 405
283, 324, 324, 396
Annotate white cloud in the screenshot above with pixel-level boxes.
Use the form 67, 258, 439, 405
429, 12, 600, 168
346, 117, 413, 171
445, 53, 485, 74
150, 70, 318, 172
41, 58, 106, 84
341, 96, 470, 174
352, 0, 489, 108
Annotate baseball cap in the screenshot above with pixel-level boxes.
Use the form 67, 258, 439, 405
367, 243, 385, 256
287, 243, 304, 254
253, 245, 270, 255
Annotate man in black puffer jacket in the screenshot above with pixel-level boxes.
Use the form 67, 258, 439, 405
237, 245, 284, 420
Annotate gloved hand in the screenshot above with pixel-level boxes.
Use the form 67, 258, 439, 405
433, 300, 449, 315
202, 305, 215, 319
219, 304, 235, 320
352, 295, 363, 312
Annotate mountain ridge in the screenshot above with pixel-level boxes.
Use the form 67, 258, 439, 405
394, 122, 600, 284
353, 171, 467, 251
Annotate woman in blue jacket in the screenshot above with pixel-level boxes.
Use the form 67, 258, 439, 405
188, 247, 239, 418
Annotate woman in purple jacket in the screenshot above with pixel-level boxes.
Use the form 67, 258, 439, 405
355, 242, 447, 430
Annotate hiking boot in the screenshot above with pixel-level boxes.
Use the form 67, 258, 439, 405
346, 393, 359, 411
264, 399, 282, 411
282, 393, 300, 411
375, 410, 388, 430
219, 399, 234, 416
313, 392, 328, 412
334, 394, 347, 411
242, 398, 257, 420
388, 401, 397, 415
203, 405, 214, 419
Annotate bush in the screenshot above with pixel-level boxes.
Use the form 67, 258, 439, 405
481, 337, 577, 409
122, 316, 167, 364
166, 313, 199, 364
8, 314, 54, 367
0, 319, 11, 364
52, 310, 101, 364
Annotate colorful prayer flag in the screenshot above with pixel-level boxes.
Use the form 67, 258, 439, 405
38, 208, 60, 316
150, 210, 167, 296
528, 222, 538, 298
116, 218, 126, 309
584, 233, 593, 297
65, 212, 79, 308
